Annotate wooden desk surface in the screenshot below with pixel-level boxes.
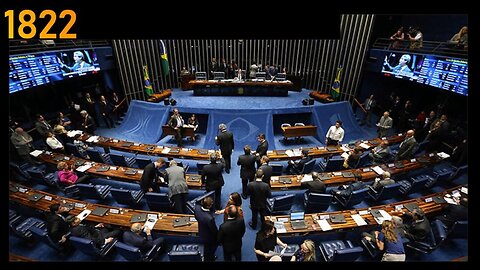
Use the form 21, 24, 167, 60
78, 133, 213, 161
37, 153, 204, 189
267, 134, 406, 161
281, 125, 317, 138
269, 153, 444, 189
9, 182, 198, 235
189, 80, 293, 88
267, 185, 465, 236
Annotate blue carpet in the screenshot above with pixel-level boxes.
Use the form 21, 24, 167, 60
10, 90, 468, 262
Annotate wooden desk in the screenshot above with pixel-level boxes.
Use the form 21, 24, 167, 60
309, 91, 335, 103
267, 134, 405, 161
9, 182, 198, 235
78, 133, 211, 161
146, 89, 172, 103
281, 125, 317, 139
36, 153, 204, 189
267, 185, 464, 236
189, 80, 293, 96
162, 125, 195, 138
269, 153, 444, 189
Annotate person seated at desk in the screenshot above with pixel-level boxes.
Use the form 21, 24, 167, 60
254, 220, 287, 262
370, 171, 395, 192
436, 195, 468, 230
301, 172, 327, 194
46, 132, 64, 152
180, 66, 190, 76
343, 147, 363, 169
330, 178, 365, 200
123, 222, 166, 254
68, 217, 122, 248
402, 208, 431, 242
57, 161, 90, 186
187, 114, 199, 141
369, 140, 391, 164
291, 239, 316, 262
447, 26, 468, 49
286, 149, 312, 174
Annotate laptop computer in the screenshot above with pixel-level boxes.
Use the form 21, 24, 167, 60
290, 211, 308, 230
96, 166, 110, 172
121, 142, 134, 147
9, 185, 20, 192
74, 160, 85, 167
432, 196, 447, 204
125, 169, 137, 175
370, 209, 384, 219
318, 174, 331, 181
279, 177, 292, 184
91, 207, 109, 217
326, 146, 338, 152
130, 213, 147, 223
394, 161, 405, 168
330, 213, 347, 224
173, 216, 191, 227
404, 202, 421, 213
342, 172, 355, 178
28, 193, 44, 202
275, 150, 286, 155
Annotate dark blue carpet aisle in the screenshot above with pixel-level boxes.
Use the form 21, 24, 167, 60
9, 89, 468, 262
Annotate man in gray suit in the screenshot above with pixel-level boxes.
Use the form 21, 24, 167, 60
166, 160, 189, 214
371, 171, 395, 192
376, 111, 393, 138
369, 140, 392, 163
10, 127, 37, 164
396, 130, 418, 160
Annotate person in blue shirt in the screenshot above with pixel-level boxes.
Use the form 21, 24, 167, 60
364, 220, 405, 261
384, 54, 414, 77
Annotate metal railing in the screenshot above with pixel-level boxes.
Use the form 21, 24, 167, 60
372, 38, 467, 59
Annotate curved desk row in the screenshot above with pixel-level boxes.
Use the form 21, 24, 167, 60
267, 185, 466, 236
9, 181, 198, 235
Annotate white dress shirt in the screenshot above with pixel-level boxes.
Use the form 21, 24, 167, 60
46, 136, 63, 150
326, 126, 345, 142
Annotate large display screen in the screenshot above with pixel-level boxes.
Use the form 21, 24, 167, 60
9, 49, 101, 94
382, 52, 468, 96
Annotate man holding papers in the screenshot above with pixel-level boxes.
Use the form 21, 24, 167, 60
123, 222, 165, 255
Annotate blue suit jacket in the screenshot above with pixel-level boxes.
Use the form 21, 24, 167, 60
194, 204, 218, 244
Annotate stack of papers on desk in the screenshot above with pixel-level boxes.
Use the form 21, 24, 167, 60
316, 219, 332, 231
67, 130, 83, 137
372, 166, 385, 175
351, 214, 367, 226
292, 149, 302, 156
86, 136, 99, 143
341, 145, 351, 152
29, 150, 44, 157
301, 174, 313, 182
373, 210, 392, 224
285, 150, 294, 157
161, 147, 171, 154
437, 152, 450, 159
274, 222, 287, 233
358, 142, 370, 149
76, 164, 92, 172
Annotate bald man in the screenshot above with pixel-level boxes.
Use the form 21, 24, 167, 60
123, 222, 165, 253
396, 130, 418, 160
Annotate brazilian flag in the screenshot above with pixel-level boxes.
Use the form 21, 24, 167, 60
143, 65, 153, 96
160, 40, 170, 76
331, 65, 343, 100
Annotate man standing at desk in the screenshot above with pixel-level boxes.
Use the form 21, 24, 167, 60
325, 120, 344, 146
255, 133, 269, 168
215, 123, 234, 174
168, 108, 184, 147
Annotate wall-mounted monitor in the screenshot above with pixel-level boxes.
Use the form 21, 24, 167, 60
381, 52, 467, 96
9, 49, 101, 94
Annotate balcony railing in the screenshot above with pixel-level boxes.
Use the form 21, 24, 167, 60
372, 38, 467, 59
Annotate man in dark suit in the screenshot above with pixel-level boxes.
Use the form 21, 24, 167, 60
437, 196, 468, 229
167, 108, 184, 147
80, 110, 97, 135
255, 133, 268, 168
301, 172, 326, 194
258, 156, 272, 187
246, 169, 272, 229
331, 180, 366, 200
98, 95, 115, 128
194, 197, 218, 261
286, 149, 312, 174
201, 153, 225, 210
396, 129, 418, 160
237, 145, 257, 199
218, 205, 246, 261
209, 57, 218, 79
123, 222, 165, 255
46, 203, 71, 247
403, 208, 431, 242
35, 114, 53, 138
215, 123, 234, 174
140, 158, 166, 193
69, 217, 122, 248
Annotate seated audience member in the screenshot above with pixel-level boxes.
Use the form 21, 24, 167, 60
370, 171, 395, 192
363, 220, 406, 261
69, 217, 122, 248
123, 222, 166, 253
35, 114, 53, 138
369, 140, 391, 163
53, 120, 70, 144
57, 111, 72, 130
437, 196, 468, 229
46, 132, 64, 151
46, 203, 72, 248
395, 130, 418, 161
330, 179, 366, 200
448, 26, 468, 49
187, 114, 199, 141
343, 147, 363, 169
406, 26, 423, 49
73, 133, 89, 158
402, 208, 431, 242
254, 220, 287, 262
291, 239, 316, 262
301, 171, 327, 194
216, 192, 244, 222
57, 161, 90, 186
286, 148, 312, 174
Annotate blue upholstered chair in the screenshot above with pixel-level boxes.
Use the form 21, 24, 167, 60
76, 183, 112, 200
13, 217, 46, 240
144, 192, 172, 211
70, 236, 118, 257
303, 192, 332, 213
367, 182, 402, 202
109, 153, 136, 168
334, 187, 369, 208
447, 220, 468, 239
168, 244, 204, 261
405, 219, 448, 254
186, 190, 215, 214
135, 157, 152, 169
115, 241, 162, 261
29, 226, 69, 253
266, 194, 295, 214
86, 148, 112, 164
319, 239, 363, 261
110, 188, 144, 206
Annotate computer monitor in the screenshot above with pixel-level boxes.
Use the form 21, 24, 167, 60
195, 71, 207, 80
290, 211, 305, 221
275, 73, 286, 81
256, 71, 266, 80
213, 71, 225, 80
